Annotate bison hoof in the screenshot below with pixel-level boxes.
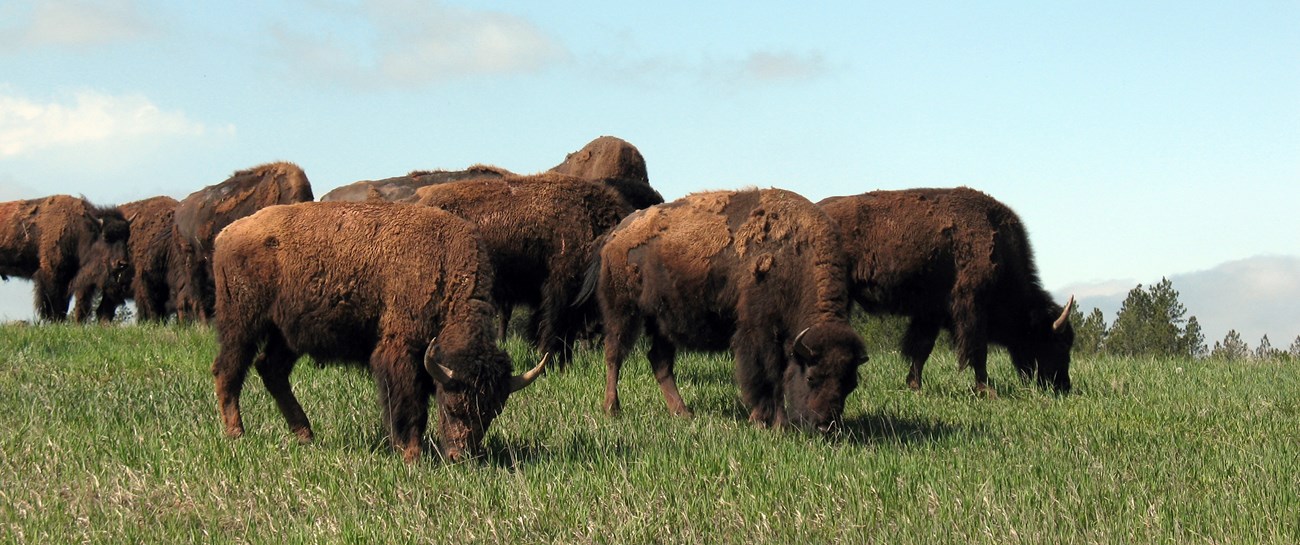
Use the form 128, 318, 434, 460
671, 407, 694, 419
293, 427, 315, 444
906, 378, 922, 391
974, 384, 999, 399
603, 400, 622, 417
223, 426, 244, 439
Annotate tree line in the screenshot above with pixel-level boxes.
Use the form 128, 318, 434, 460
1069, 278, 1299, 361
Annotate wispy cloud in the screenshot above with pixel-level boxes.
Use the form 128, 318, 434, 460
0, 0, 152, 51
0, 89, 229, 158
272, 0, 568, 89
588, 48, 833, 89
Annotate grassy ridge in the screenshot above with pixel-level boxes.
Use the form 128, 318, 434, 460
1, 323, 1296, 544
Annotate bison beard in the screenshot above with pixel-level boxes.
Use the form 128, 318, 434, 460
819, 187, 1074, 395
595, 188, 867, 431
210, 202, 543, 462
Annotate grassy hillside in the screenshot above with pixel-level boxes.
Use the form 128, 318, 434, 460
1, 323, 1296, 544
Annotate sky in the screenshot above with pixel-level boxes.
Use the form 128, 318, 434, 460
1, 0, 1297, 346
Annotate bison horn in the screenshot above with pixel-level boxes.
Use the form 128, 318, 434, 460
792, 327, 814, 362
1052, 295, 1075, 332
423, 339, 456, 384
509, 352, 550, 393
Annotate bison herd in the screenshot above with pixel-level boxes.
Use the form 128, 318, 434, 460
0, 136, 1074, 461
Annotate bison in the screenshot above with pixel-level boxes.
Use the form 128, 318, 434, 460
0, 195, 129, 322
818, 187, 1074, 395
70, 196, 180, 322
546, 135, 662, 209
173, 162, 313, 322
415, 172, 640, 366
318, 165, 511, 203
211, 201, 545, 462
593, 188, 868, 431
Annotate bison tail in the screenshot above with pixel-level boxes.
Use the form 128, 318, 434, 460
571, 236, 606, 309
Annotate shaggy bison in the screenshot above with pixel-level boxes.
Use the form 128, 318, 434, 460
818, 187, 1074, 395
173, 162, 313, 322
211, 201, 545, 462
415, 172, 639, 366
594, 188, 867, 431
0, 195, 129, 321
546, 135, 662, 209
71, 196, 180, 322
318, 165, 511, 203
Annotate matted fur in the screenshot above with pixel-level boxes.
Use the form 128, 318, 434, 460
211, 201, 525, 461
416, 171, 636, 365
319, 164, 512, 203
173, 161, 313, 322
0, 195, 128, 321
597, 188, 867, 430
819, 187, 1073, 394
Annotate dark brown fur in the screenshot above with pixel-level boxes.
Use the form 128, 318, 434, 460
0, 195, 128, 321
416, 172, 636, 365
818, 187, 1073, 394
318, 164, 512, 203
596, 188, 867, 430
173, 162, 313, 322
71, 196, 180, 322
547, 136, 662, 209
211, 201, 535, 462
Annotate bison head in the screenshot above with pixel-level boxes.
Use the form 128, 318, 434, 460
783, 322, 868, 432
1035, 296, 1075, 393
425, 342, 546, 461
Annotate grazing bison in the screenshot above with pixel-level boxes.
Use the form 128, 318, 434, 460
415, 172, 639, 366
0, 195, 129, 321
211, 201, 546, 462
71, 196, 180, 322
547, 135, 662, 209
818, 187, 1074, 395
594, 188, 867, 430
318, 165, 512, 203
173, 162, 313, 322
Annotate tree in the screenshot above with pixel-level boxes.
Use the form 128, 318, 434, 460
1290, 335, 1300, 360
1254, 335, 1278, 360
1210, 329, 1249, 360
1106, 278, 1200, 358
1071, 306, 1107, 356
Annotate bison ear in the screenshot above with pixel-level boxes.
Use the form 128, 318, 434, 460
792, 327, 817, 364
423, 339, 456, 384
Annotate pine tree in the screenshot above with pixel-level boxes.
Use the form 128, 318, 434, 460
1211, 329, 1249, 360
1254, 335, 1276, 360
1107, 278, 1196, 358
1289, 335, 1300, 359
1180, 316, 1206, 359
1071, 307, 1107, 356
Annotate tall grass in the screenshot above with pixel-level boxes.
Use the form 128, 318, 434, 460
1, 322, 1296, 543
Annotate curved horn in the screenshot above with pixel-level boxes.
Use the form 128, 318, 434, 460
1052, 295, 1075, 332
509, 352, 550, 393
792, 327, 814, 361
423, 339, 456, 384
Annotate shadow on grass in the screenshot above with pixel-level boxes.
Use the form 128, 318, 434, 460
829, 410, 975, 447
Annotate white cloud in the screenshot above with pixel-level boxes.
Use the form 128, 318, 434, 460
273, 0, 568, 88
0, 0, 152, 51
0, 90, 221, 158
737, 51, 829, 83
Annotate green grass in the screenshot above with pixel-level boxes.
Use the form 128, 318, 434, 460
1, 322, 1297, 544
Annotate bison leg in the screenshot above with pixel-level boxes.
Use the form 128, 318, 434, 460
1008, 346, 1035, 383
901, 318, 941, 390
212, 337, 257, 438
254, 332, 313, 444
952, 311, 995, 398
32, 268, 72, 321
733, 331, 786, 429
601, 313, 641, 417
372, 343, 429, 462
71, 281, 97, 323
646, 325, 691, 418
497, 302, 513, 341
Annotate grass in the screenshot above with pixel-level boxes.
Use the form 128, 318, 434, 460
0, 322, 1297, 544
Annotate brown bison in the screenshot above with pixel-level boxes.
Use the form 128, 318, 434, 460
211, 201, 545, 462
546, 135, 662, 209
0, 195, 129, 321
415, 172, 640, 365
318, 165, 511, 203
594, 188, 868, 430
818, 187, 1074, 395
70, 196, 180, 322
173, 162, 313, 322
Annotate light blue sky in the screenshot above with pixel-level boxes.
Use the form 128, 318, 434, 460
2, 1, 1298, 344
